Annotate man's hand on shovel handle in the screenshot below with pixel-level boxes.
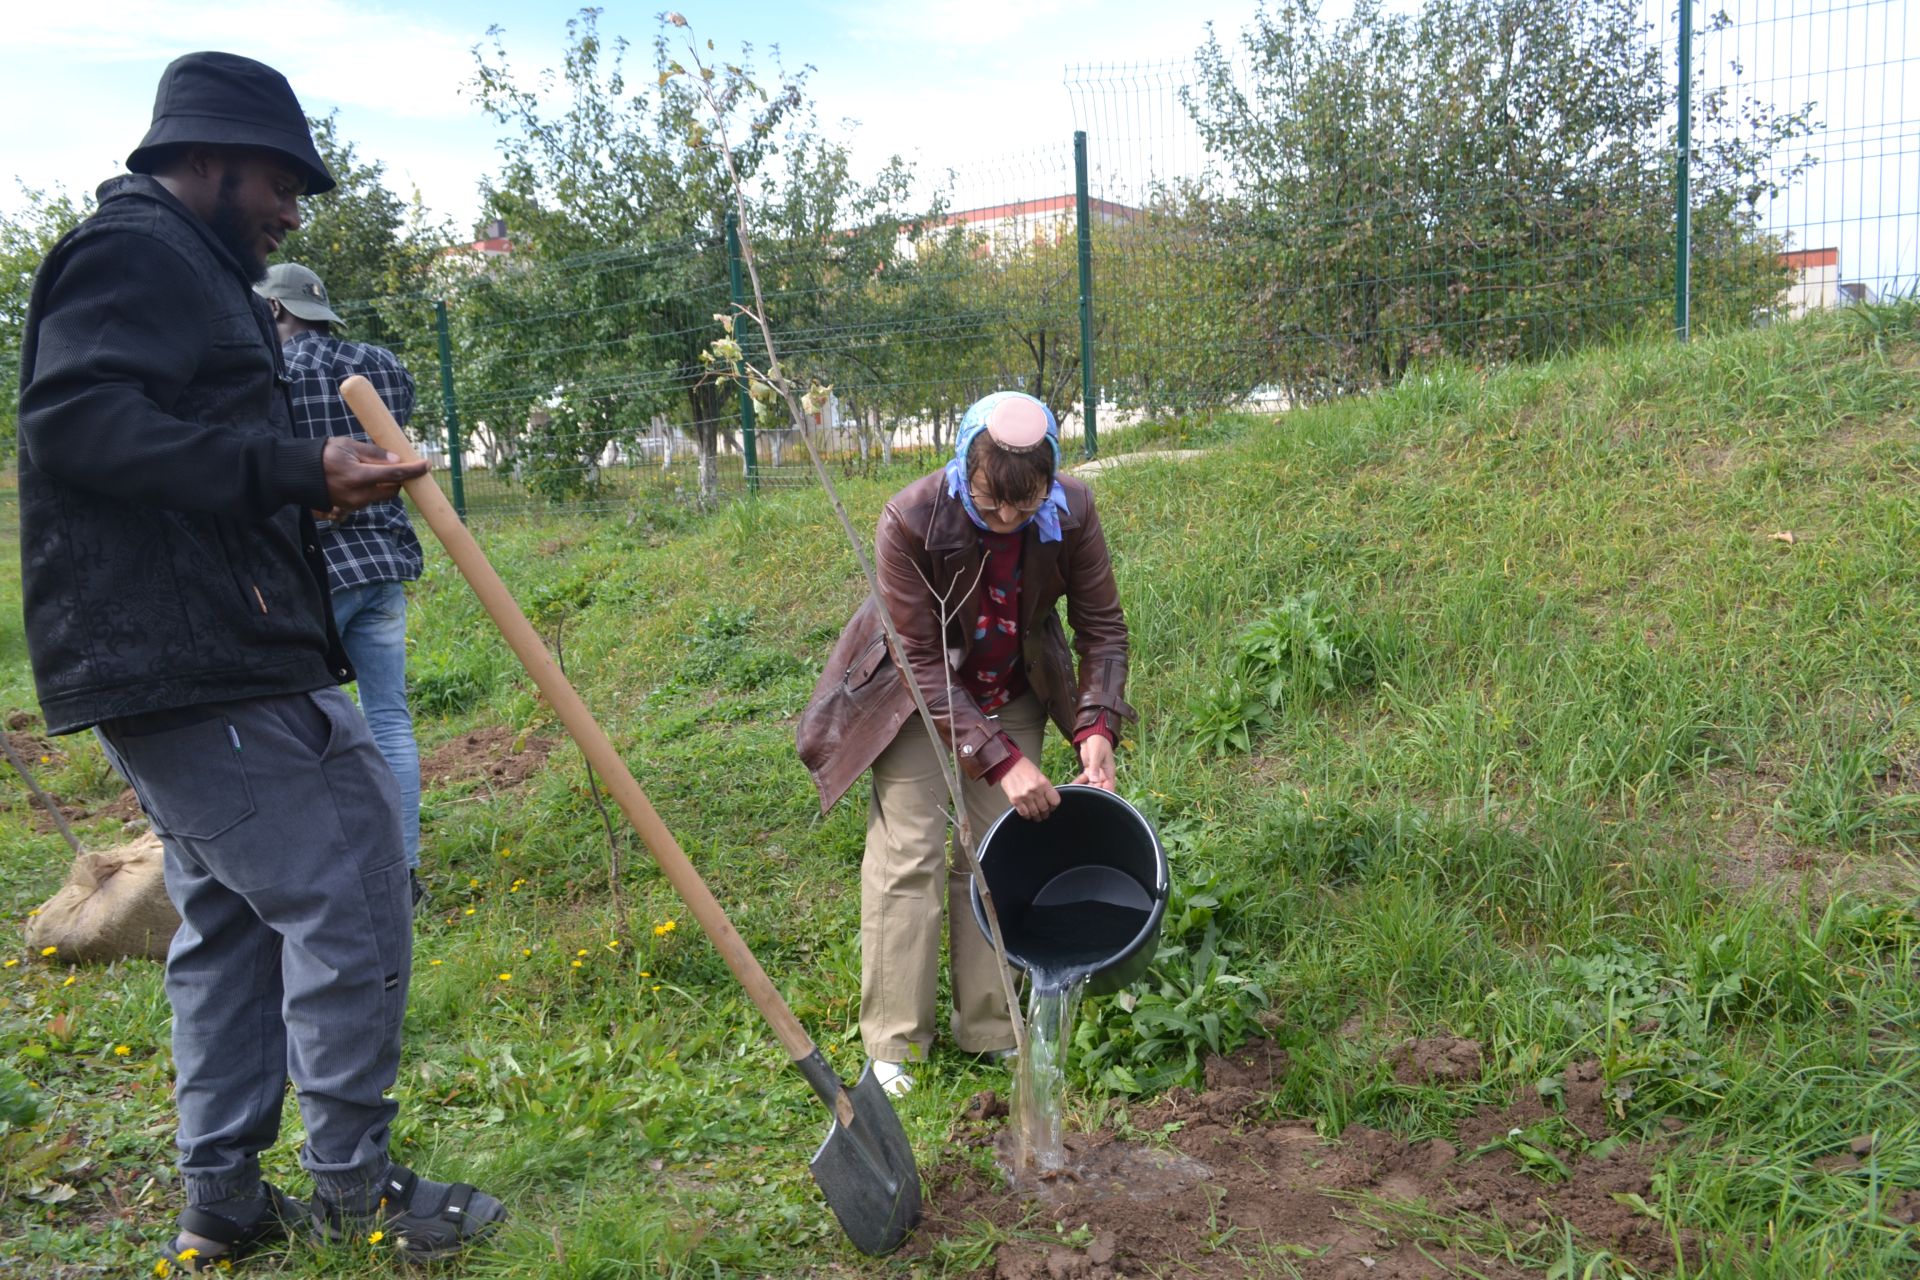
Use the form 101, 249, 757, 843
323, 436, 429, 515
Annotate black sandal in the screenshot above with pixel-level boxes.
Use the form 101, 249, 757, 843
165, 1182, 306, 1273
313, 1163, 506, 1262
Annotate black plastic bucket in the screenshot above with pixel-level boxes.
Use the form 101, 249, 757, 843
968, 785, 1169, 995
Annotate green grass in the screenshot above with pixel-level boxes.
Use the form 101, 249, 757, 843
3, 304, 1920, 1275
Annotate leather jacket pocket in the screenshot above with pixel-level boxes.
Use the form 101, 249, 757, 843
845, 635, 891, 691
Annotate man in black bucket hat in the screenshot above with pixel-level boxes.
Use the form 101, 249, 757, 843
128, 51, 338, 197
15, 51, 506, 1273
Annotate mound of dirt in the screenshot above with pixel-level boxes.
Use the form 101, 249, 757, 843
918, 1043, 1685, 1279
1389, 1036, 1483, 1086
421, 726, 555, 791
5, 727, 61, 768
11, 787, 146, 835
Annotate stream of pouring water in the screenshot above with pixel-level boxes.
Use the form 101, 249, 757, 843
1005, 884, 1154, 1173
1011, 970, 1086, 1173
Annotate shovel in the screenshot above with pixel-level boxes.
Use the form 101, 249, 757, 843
339, 376, 921, 1256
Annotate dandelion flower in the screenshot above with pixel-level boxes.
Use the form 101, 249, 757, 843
154, 1260, 172, 1278
368, 1230, 386, 1244
464, 908, 476, 917
576, 948, 589, 957
522, 948, 532, 957
571, 960, 582, 969
606, 940, 621, 950
62, 975, 76, 987
429, 960, 443, 967
640, 971, 651, 978
39, 755, 49, 764
500, 848, 512, 858
468, 877, 480, 888
652, 984, 662, 992
39, 946, 57, 957
176, 1250, 200, 1262
114, 1045, 131, 1056
497, 972, 512, 982
4, 959, 17, 968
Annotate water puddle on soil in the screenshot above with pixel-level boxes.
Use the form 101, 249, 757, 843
995, 1128, 1214, 1203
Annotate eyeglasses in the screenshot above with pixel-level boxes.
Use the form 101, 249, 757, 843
969, 488, 1048, 517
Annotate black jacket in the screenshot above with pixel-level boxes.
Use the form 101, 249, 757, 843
17, 175, 351, 734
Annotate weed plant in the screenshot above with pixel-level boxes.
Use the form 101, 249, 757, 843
2, 307, 1919, 1274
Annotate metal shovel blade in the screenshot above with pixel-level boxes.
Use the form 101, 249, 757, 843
804, 1060, 922, 1255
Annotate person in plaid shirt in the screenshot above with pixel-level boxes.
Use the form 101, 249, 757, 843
257, 263, 427, 902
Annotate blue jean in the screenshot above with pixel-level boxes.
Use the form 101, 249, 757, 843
98, 689, 410, 1207
332, 580, 421, 869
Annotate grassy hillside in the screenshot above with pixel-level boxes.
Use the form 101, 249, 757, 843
2, 305, 1918, 1276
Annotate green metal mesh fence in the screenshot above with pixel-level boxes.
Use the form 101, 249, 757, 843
3, 0, 1914, 526
1701, 0, 1917, 311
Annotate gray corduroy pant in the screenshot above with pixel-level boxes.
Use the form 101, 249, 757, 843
98, 688, 411, 1207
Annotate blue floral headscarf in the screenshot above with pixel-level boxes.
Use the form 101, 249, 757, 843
943, 391, 1070, 542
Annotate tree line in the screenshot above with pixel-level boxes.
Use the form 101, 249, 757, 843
2, 1, 1809, 501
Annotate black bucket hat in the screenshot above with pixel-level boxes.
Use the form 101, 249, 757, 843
126, 52, 335, 194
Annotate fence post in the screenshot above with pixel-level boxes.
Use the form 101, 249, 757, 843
1674, 0, 1692, 342
1074, 130, 1098, 460
432, 298, 467, 519
726, 211, 759, 495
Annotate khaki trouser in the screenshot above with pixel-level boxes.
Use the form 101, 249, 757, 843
862, 692, 1046, 1062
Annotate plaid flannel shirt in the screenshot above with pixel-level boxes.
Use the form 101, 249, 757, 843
282, 331, 424, 592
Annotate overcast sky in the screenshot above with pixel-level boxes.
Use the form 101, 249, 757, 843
2, 0, 1263, 233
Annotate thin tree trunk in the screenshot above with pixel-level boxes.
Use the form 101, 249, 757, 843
697, 423, 718, 504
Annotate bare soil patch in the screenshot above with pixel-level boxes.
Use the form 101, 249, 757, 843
916, 1041, 1682, 1279
421, 725, 556, 792
4, 727, 61, 768
1, 719, 147, 837
1389, 1036, 1483, 1087
5, 786, 148, 838
1699, 765, 1919, 901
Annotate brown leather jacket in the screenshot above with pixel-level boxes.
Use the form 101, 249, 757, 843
796, 469, 1133, 812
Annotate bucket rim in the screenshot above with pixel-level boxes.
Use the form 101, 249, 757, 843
970, 784, 1169, 980
976, 784, 1169, 895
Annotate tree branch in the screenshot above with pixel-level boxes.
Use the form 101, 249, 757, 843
671, 16, 1026, 1060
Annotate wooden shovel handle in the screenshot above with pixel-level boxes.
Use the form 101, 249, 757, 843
339, 376, 817, 1064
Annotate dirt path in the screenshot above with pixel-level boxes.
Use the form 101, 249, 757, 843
1070, 449, 1206, 477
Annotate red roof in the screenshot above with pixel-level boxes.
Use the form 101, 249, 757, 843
944, 194, 1140, 224
1779, 247, 1837, 269
440, 236, 514, 258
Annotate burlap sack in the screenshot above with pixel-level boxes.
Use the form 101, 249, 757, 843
24, 833, 179, 963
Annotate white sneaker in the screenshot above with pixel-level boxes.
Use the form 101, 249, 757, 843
872, 1060, 914, 1097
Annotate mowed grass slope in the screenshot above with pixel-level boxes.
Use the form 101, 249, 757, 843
2, 306, 1918, 1277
